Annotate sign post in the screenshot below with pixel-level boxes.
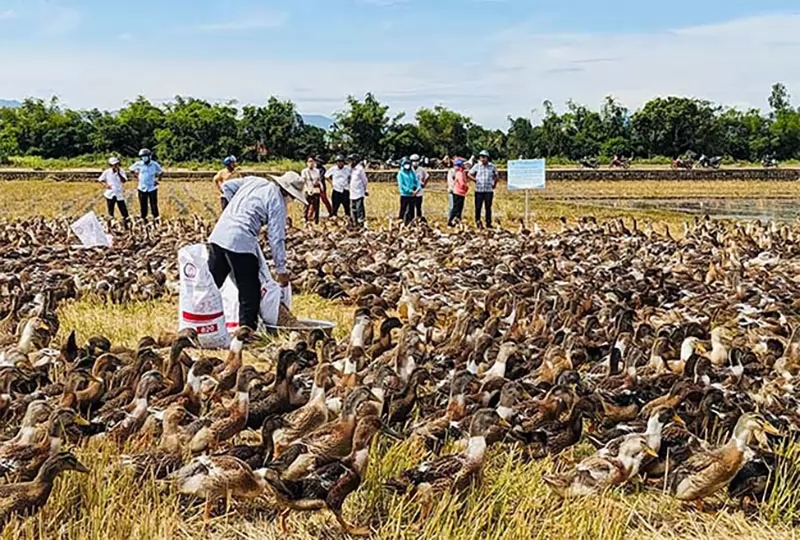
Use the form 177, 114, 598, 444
507, 159, 546, 226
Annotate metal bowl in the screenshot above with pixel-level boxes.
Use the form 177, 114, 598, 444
263, 318, 336, 337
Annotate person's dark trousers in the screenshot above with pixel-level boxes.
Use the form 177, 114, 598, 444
413, 196, 423, 220
305, 194, 321, 224
319, 189, 333, 216
399, 196, 415, 225
449, 194, 465, 226
331, 190, 351, 217
106, 198, 130, 228
475, 191, 494, 228
207, 243, 261, 330
220, 197, 228, 212
138, 189, 160, 221
350, 197, 366, 226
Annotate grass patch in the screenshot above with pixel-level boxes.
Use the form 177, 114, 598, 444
0, 179, 773, 232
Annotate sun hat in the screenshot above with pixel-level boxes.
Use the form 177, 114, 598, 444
269, 171, 308, 205
410, 153, 420, 162
108, 157, 121, 166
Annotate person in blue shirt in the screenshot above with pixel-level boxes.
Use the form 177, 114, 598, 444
129, 148, 164, 222
396, 157, 420, 225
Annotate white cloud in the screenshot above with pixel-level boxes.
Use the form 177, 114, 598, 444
0, 9, 15, 21
1, 13, 800, 128
189, 10, 288, 31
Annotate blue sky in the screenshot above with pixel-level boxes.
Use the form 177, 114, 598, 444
1, 0, 800, 127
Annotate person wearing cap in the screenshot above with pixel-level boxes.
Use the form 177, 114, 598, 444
325, 154, 351, 217
98, 157, 130, 227
468, 150, 499, 228
348, 154, 368, 227
213, 156, 242, 211
129, 148, 163, 222
396, 157, 420, 225
410, 154, 429, 220
301, 156, 322, 224
208, 173, 307, 331
314, 155, 333, 216
448, 158, 469, 226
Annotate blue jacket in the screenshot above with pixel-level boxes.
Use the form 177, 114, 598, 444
397, 168, 420, 197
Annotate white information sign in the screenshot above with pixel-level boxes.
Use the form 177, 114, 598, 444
507, 159, 546, 191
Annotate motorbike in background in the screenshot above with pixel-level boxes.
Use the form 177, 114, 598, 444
697, 154, 722, 169
579, 156, 600, 169
762, 156, 779, 168
672, 157, 694, 170
609, 155, 631, 169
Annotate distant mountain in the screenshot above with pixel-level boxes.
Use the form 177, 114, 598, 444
0, 100, 20, 109
302, 114, 334, 130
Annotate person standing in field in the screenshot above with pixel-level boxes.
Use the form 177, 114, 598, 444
129, 148, 163, 223
349, 154, 368, 227
213, 156, 242, 211
397, 157, 420, 225
209, 173, 306, 331
325, 154, 351, 217
98, 157, 130, 228
468, 150, 499, 228
446, 159, 457, 217
448, 158, 469, 226
302, 156, 322, 224
410, 154, 429, 221
315, 155, 333, 217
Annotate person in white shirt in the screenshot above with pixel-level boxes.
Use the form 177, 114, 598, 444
209, 173, 306, 330
324, 154, 351, 217
98, 157, 130, 227
301, 156, 322, 224
410, 154, 429, 221
348, 154, 368, 227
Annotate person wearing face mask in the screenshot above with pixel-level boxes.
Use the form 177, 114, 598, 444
98, 157, 130, 228
396, 157, 420, 226
409, 154, 429, 221
324, 154, 351, 217
213, 155, 242, 211
301, 156, 322, 224
348, 154, 368, 227
448, 158, 469, 226
129, 148, 163, 222
209, 173, 307, 331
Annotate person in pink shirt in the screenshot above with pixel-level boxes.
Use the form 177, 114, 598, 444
448, 158, 469, 226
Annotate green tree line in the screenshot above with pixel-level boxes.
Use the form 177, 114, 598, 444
1, 83, 798, 165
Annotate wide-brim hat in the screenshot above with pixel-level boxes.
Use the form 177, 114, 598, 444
269, 171, 308, 205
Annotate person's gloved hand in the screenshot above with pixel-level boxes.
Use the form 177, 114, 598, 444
277, 272, 291, 287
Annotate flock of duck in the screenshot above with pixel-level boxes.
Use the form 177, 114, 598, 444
1, 214, 800, 534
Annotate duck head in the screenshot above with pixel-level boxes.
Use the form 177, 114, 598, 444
36, 451, 89, 482
343, 386, 380, 418
48, 407, 90, 438
732, 413, 780, 450
469, 408, 511, 438
135, 370, 168, 399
